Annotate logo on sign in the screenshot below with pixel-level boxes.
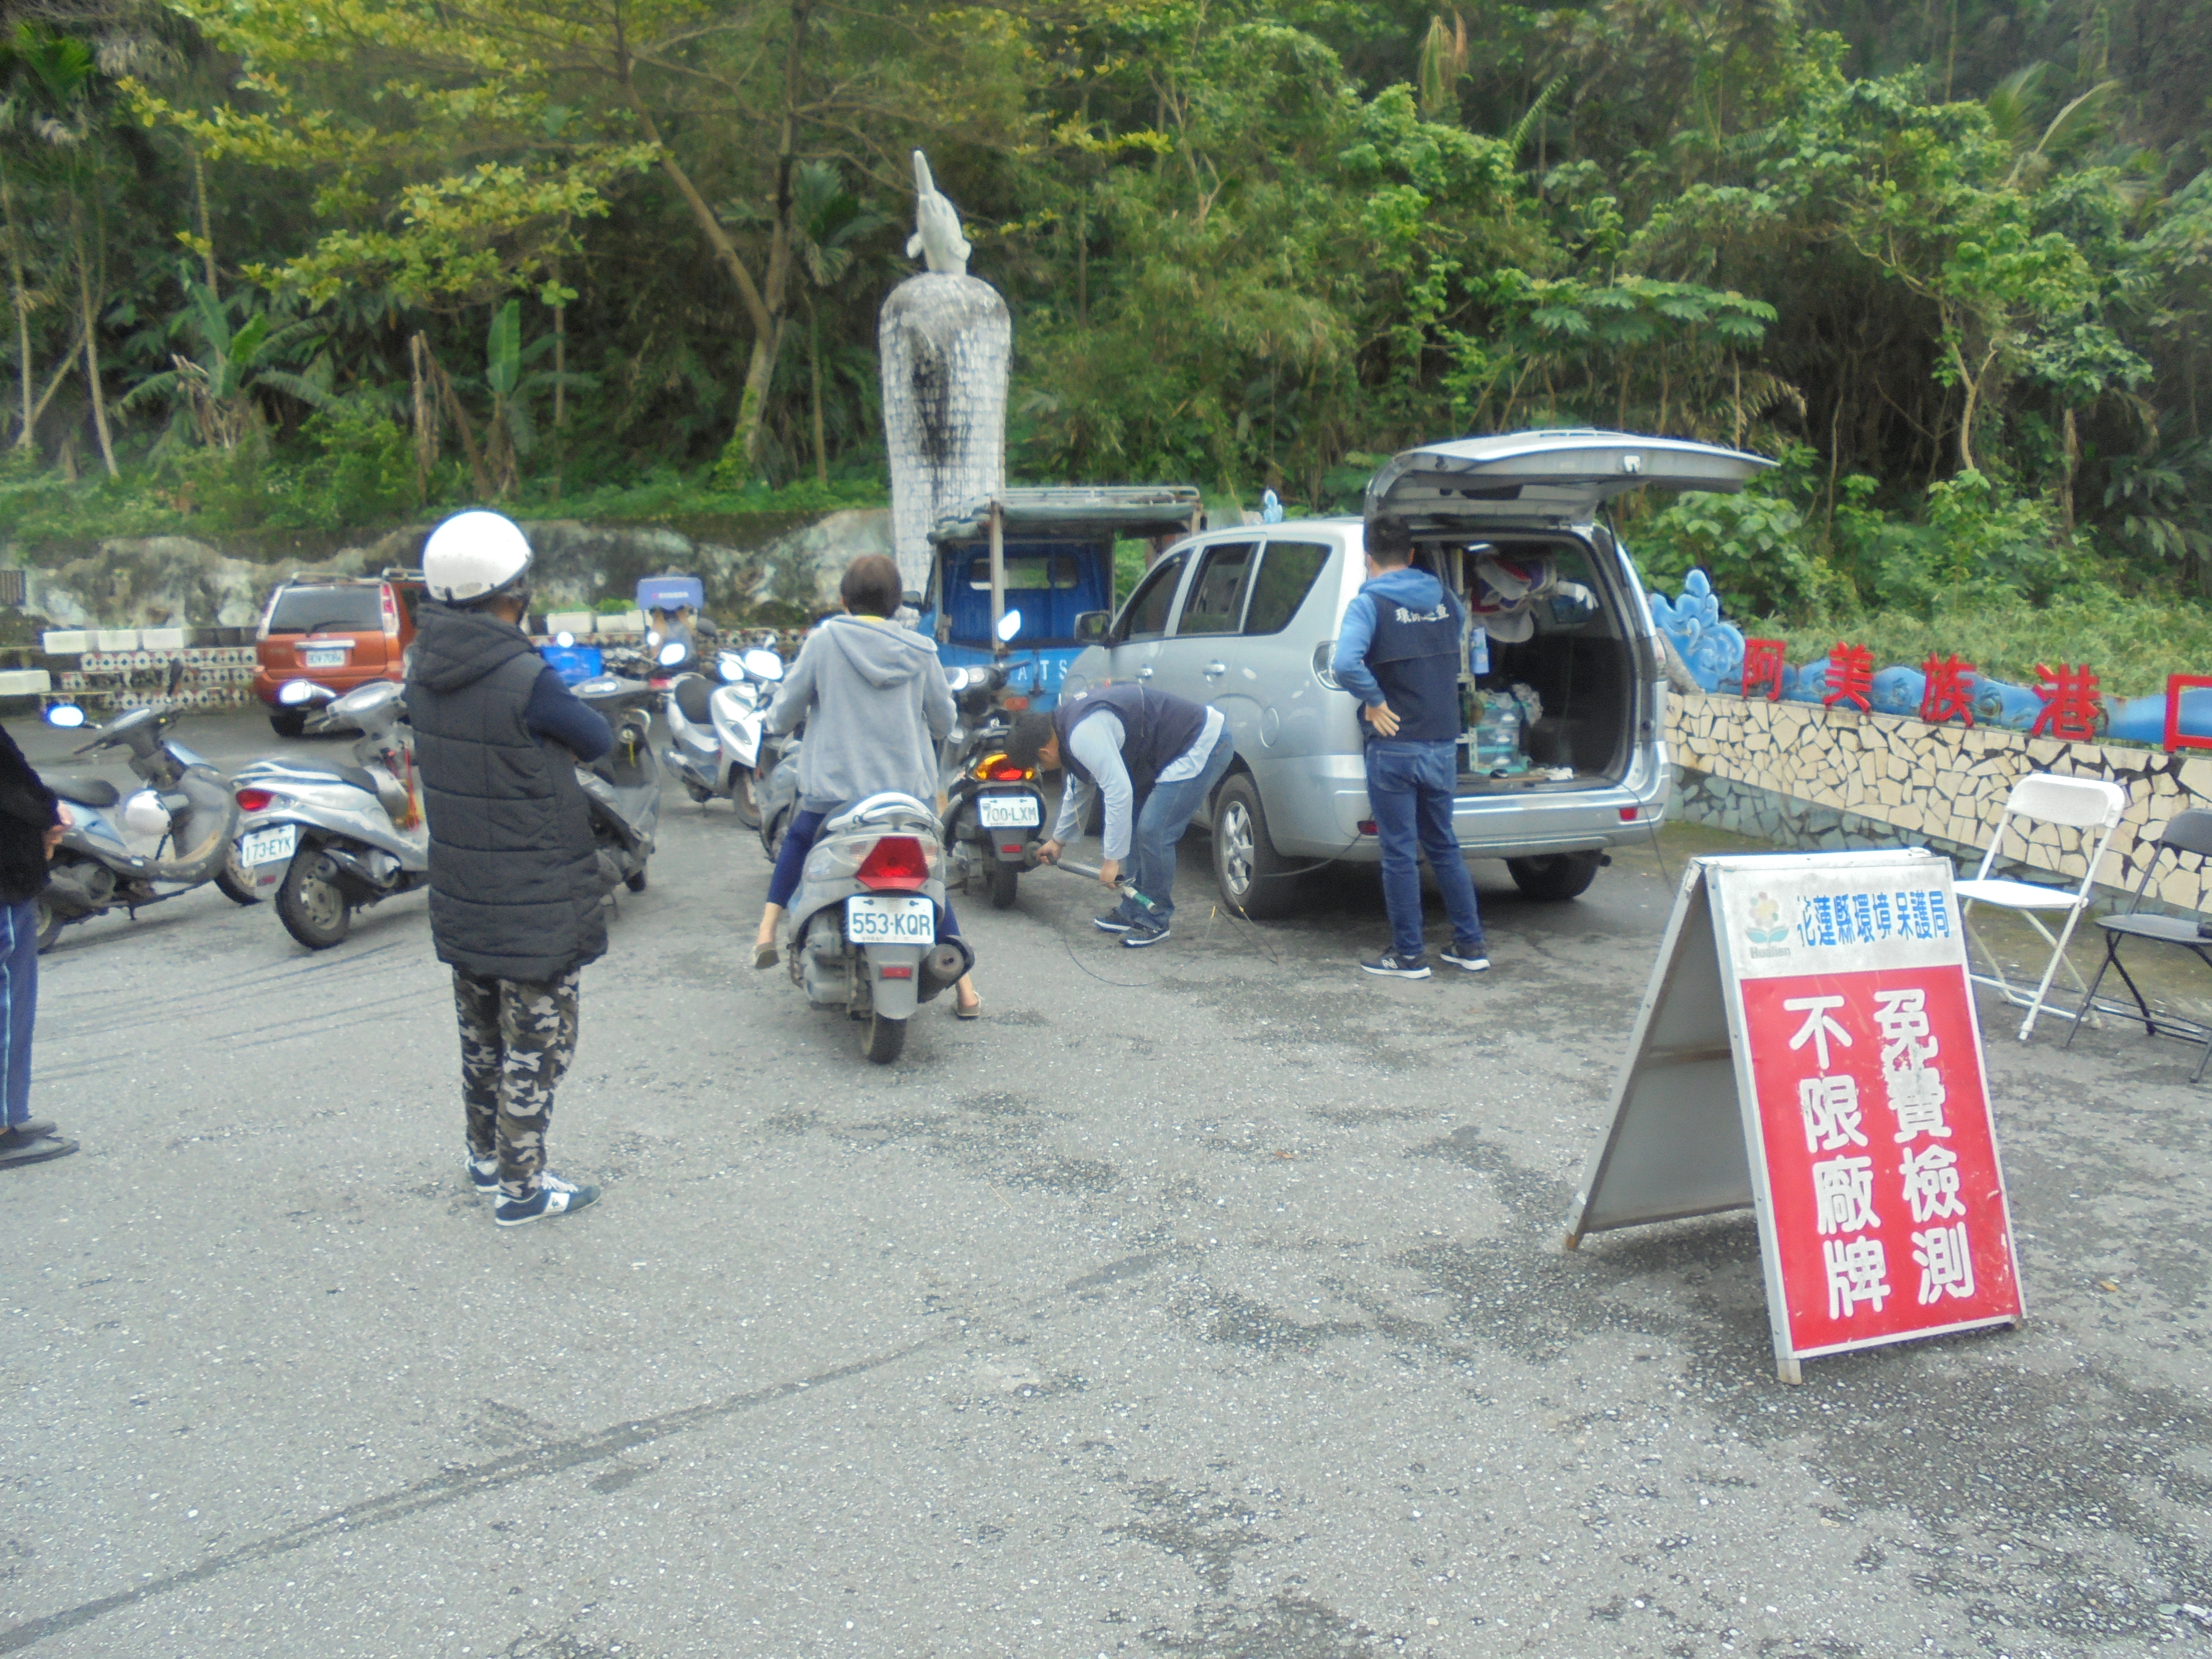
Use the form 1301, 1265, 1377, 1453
1743, 891, 1793, 957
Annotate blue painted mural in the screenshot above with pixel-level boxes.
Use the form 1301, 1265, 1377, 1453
1646, 569, 2212, 744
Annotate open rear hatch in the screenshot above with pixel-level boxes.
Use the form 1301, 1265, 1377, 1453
1365, 430, 1772, 790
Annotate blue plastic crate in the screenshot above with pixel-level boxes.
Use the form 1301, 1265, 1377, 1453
540, 644, 604, 685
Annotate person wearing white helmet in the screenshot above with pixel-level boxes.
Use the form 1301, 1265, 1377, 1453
407, 510, 616, 1227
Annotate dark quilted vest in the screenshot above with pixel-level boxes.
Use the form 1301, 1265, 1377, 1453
1362, 580, 1464, 745
1052, 682, 1208, 805
407, 605, 606, 982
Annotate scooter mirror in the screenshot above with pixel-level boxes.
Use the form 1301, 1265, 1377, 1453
997, 608, 1023, 642
657, 641, 688, 667
556, 630, 576, 648
44, 703, 85, 729
742, 648, 784, 682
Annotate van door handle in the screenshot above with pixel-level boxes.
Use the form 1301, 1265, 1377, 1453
1204, 661, 1227, 676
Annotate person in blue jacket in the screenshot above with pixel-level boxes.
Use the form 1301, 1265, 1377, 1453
1331, 517, 1489, 980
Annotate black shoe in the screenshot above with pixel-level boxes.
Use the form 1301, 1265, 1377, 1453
1093, 912, 1136, 934
1359, 951, 1431, 979
0, 1126, 78, 1167
1122, 921, 1171, 948
1439, 943, 1491, 972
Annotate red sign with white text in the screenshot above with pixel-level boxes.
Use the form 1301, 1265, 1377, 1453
1739, 963, 2023, 1356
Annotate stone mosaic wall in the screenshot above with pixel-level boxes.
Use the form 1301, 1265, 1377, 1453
1666, 691, 2212, 917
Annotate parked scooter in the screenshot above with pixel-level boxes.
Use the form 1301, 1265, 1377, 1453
571, 669, 663, 893
780, 791, 972, 1063
35, 699, 257, 950
939, 660, 1048, 909
228, 679, 428, 949
663, 645, 785, 828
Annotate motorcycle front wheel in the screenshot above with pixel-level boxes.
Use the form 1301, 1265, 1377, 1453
33, 896, 62, 953
276, 851, 352, 949
732, 767, 763, 830
861, 1011, 907, 1064
216, 843, 263, 905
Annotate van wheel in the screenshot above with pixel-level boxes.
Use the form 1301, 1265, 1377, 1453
269, 709, 307, 739
1507, 853, 1602, 901
277, 851, 352, 948
1212, 773, 1294, 919
861, 1011, 907, 1063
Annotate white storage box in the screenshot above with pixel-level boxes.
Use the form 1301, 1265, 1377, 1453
595, 611, 645, 635
0, 669, 51, 696
544, 611, 596, 638
41, 631, 89, 655
95, 629, 140, 652
140, 628, 186, 650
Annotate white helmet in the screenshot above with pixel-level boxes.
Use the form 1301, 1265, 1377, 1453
422, 510, 533, 603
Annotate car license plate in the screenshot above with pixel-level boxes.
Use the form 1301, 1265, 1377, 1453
845, 894, 934, 944
301, 647, 348, 668
978, 794, 1040, 829
238, 824, 298, 867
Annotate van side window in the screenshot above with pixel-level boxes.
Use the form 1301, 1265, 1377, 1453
1173, 542, 1257, 635
1243, 541, 1331, 635
1115, 553, 1185, 641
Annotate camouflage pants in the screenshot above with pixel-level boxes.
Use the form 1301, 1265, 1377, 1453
454, 968, 580, 1200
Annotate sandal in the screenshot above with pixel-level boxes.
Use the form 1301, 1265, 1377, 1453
753, 942, 778, 969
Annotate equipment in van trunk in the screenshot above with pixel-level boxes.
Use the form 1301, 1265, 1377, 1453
1058, 429, 1771, 919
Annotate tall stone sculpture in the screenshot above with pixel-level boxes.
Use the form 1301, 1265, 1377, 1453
880, 151, 1011, 596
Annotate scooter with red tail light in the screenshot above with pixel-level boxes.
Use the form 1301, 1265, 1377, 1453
939, 660, 1048, 910
779, 791, 972, 1064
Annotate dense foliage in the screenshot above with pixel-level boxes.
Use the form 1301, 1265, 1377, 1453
0, 0, 2207, 638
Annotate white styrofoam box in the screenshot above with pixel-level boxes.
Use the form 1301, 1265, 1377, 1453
95, 629, 140, 652
0, 669, 50, 696
42, 631, 89, 655
595, 612, 645, 635
140, 628, 185, 650
544, 611, 596, 637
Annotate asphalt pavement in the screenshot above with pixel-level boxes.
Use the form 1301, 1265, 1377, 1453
2, 710, 2208, 1658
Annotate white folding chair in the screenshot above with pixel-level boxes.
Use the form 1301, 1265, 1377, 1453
1954, 772, 2129, 1042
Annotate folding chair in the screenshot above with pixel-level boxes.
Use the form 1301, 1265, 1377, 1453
2062, 808, 2212, 1082
1954, 772, 2129, 1042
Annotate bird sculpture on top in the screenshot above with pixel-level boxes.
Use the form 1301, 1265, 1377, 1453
879, 149, 1009, 595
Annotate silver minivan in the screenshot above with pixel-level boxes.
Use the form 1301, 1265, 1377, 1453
1060, 429, 1771, 916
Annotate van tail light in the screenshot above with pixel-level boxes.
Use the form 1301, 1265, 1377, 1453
236, 788, 277, 813
854, 835, 929, 892
1357, 819, 1377, 836
381, 583, 401, 638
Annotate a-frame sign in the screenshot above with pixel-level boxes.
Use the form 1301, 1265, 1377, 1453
1565, 851, 2025, 1383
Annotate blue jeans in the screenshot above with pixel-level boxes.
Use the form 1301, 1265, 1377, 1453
768, 808, 960, 937
1116, 735, 1237, 927
1, 898, 39, 1127
1366, 740, 1484, 961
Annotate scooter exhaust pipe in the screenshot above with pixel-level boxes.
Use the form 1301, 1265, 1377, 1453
916, 936, 974, 1002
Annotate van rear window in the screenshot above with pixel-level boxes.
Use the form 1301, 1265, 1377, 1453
267, 587, 383, 633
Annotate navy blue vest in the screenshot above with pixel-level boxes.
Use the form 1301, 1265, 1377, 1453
1360, 579, 1464, 744
1053, 683, 1208, 802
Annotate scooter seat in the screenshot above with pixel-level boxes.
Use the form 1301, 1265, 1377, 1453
672, 676, 714, 723
282, 763, 388, 798
51, 776, 119, 808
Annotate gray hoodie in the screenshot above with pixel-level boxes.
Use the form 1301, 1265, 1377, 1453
768, 614, 955, 814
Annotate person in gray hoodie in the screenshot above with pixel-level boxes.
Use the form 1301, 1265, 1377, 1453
752, 555, 981, 1018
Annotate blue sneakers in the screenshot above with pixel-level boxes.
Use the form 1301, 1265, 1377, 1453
1122, 920, 1171, 948
466, 1153, 499, 1196
493, 1172, 601, 1227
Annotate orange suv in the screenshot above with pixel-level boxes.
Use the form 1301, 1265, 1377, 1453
253, 569, 428, 735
